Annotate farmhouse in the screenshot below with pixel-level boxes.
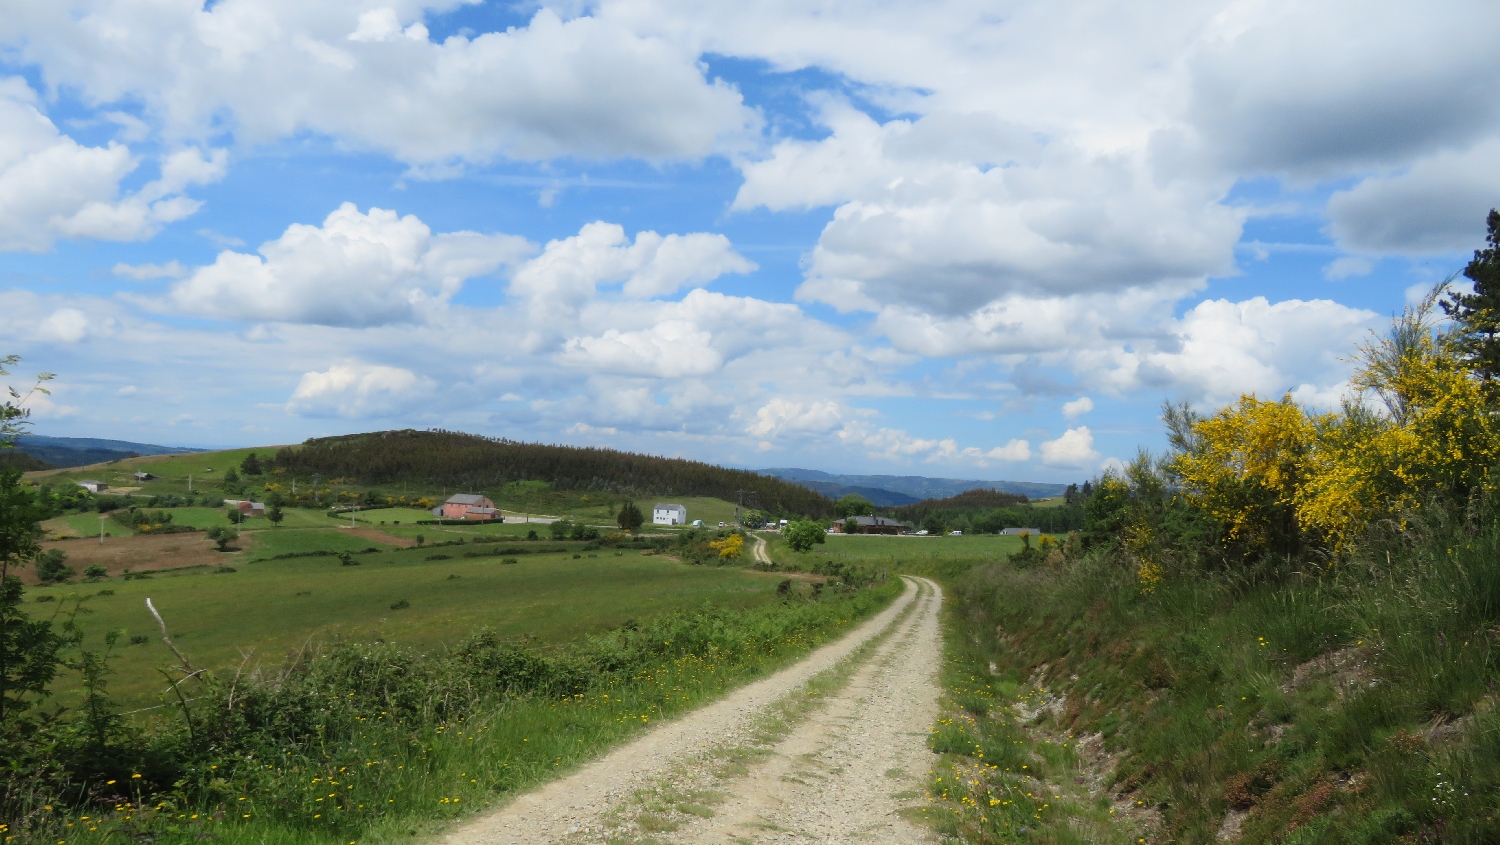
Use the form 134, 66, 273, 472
224, 499, 266, 517
836, 515, 908, 535
434, 493, 500, 520
653, 503, 688, 525
76, 480, 107, 493
1000, 527, 1043, 536
133, 472, 157, 481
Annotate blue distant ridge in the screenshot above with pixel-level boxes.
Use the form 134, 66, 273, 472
16, 434, 205, 469
760, 467, 1069, 503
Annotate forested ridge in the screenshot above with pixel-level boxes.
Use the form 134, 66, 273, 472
884, 487, 1088, 535
272, 429, 834, 517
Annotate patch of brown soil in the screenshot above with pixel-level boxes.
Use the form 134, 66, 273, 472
1281, 645, 1379, 699
26, 532, 257, 583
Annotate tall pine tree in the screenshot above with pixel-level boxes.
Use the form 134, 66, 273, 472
1443, 209, 1500, 380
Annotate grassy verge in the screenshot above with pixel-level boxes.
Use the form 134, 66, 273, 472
917, 575, 1141, 845
916, 509, 1500, 844
8, 578, 901, 845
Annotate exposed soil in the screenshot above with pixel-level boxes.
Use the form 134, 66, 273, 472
438, 577, 943, 845
26, 532, 259, 583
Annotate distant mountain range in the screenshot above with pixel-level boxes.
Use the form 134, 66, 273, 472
15, 434, 205, 469
759, 468, 1070, 505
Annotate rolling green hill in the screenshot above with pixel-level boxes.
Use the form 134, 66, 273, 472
271, 429, 834, 517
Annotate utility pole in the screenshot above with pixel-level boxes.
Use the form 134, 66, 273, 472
188, 474, 192, 492
313, 474, 321, 505
99, 515, 106, 546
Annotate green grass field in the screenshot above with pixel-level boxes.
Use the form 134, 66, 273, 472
27, 446, 286, 494
243, 526, 400, 557
766, 531, 1031, 575
28, 547, 786, 707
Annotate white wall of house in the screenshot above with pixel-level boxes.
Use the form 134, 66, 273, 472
652, 504, 687, 525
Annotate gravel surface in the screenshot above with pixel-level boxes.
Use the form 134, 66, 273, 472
439, 576, 942, 845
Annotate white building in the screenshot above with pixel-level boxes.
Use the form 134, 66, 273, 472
653, 503, 688, 525
76, 480, 107, 493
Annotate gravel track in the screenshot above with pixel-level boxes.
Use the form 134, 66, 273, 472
751, 533, 773, 566
439, 576, 942, 845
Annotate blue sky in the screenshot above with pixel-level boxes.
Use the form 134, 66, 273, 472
1, 0, 1496, 483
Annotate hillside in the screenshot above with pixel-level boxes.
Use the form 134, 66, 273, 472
16, 433, 203, 468
0, 449, 51, 471
761, 467, 1069, 501
889, 487, 1087, 534
273, 429, 835, 517
778, 478, 920, 506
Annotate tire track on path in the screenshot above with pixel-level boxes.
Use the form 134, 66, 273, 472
440, 577, 940, 845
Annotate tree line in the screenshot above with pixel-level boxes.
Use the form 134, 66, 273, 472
270, 429, 834, 517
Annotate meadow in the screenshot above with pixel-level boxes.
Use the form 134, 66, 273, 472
27, 544, 789, 708
11, 560, 899, 845
765, 531, 1030, 580
28, 447, 281, 495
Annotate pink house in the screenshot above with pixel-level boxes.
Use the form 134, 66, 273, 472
436, 493, 497, 520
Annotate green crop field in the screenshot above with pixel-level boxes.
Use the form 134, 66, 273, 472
26, 546, 787, 707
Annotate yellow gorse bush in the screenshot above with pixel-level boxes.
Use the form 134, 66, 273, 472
709, 533, 743, 559
1172, 290, 1500, 556
1170, 394, 1310, 552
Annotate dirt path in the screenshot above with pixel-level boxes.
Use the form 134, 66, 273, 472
440, 577, 943, 845
751, 533, 772, 566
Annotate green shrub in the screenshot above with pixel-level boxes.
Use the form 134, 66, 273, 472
35, 549, 74, 583
784, 520, 825, 552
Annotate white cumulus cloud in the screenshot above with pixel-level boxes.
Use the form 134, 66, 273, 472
749, 398, 846, 438
559, 320, 724, 378
286, 362, 435, 419
1061, 397, 1093, 419
3, 4, 758, 164
1040, 427, 1100, 467
1141, 297, 1376, 406
168, 202, 531, 326
0, 79, 222, 252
